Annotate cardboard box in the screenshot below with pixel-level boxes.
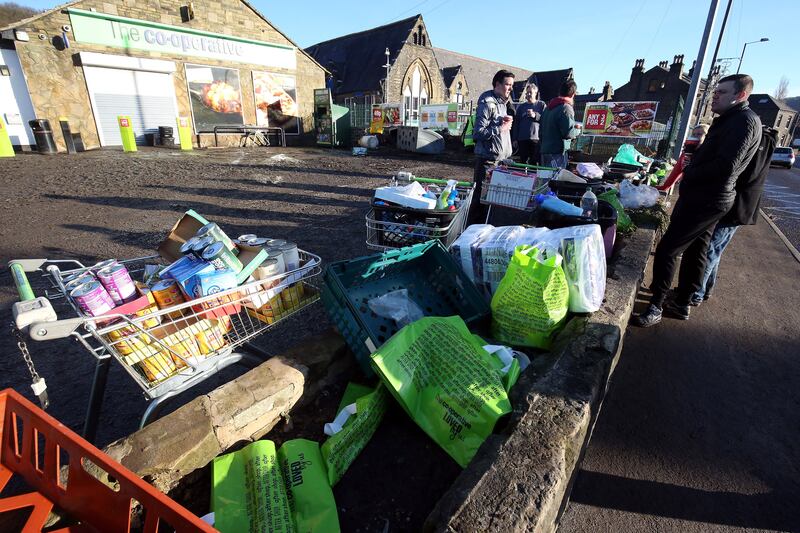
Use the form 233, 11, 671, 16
157, 210, 209, 263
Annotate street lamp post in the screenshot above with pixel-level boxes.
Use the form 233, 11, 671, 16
737, 38, 769, 74
383, 48, 391, 103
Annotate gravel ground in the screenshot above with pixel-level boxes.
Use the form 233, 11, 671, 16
0, 146, 474, 449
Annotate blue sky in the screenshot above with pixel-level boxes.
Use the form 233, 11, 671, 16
17, 0, 798, 97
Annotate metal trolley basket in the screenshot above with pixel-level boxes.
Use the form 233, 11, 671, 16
365, 177, 474, 251
10, 250, 322, 441
479, 163, 554, 222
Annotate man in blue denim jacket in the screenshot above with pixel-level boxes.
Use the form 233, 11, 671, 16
469, 69, 514, 223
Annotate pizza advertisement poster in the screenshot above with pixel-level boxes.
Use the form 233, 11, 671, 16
185, 64, 244, 133
582, 101, 658, 137
369, 104, 403, 133
253, 71, 300, 135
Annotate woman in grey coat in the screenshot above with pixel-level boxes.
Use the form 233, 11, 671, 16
512, 83, 546, 165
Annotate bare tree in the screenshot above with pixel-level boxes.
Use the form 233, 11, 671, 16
0, 2, 40, 28
774, 76, 790, 101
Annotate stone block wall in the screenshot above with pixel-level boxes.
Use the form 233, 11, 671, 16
385, 43, 445, 105
10, 0, 325, 150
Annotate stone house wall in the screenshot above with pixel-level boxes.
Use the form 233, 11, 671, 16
10, 0, 325, 150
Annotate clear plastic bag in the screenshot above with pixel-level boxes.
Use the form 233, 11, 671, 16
619, 179, 660, 209
367, 289, 424, 327
547, 225, 607, 313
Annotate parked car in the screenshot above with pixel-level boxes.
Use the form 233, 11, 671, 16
771, 147, 796, 168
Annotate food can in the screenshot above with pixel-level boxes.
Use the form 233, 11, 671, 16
279, 242, 300, 271
237, 234, 258, 243
195, 322, 227, 355
280, 282, 305, 310
135, 303, 162, 329
137, 348, 177, 382
64, 273, 96, 293
91, 259, 119, 274
196, 222, 238, 254
264, 247, 286, 274
191, 235, 215, 256
202, 241, 243, 273
238, 237, 269, 253
166, 335, 201, 368
258, 294, 285, 325
253, 258, 281, 285
180, 237, 203, 257
71, 281, 116, 317
97, 264, 137, 305
151, 279, 185, 310
266, 239, 287, 248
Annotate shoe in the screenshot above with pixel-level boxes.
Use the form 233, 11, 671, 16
632, 304, 662, 327
664, 299, 691, 320
689, 297, 703, 307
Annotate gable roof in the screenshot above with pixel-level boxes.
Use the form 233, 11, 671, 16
434, 47, 533, 101
305, 15, 421, 95
441, 65, 461, 88
526, 68, 574, 102
0, 0, 327, 74
749, 94, 796, 113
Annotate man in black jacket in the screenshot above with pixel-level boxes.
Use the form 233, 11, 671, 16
692, 126, 778, 304
634, 74, 762, 327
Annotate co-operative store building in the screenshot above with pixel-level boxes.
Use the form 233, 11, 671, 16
0, 0, 326, 150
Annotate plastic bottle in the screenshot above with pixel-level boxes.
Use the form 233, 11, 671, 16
534, 193, 583, 217
580, 187, 598, 219
436, 179, 458, 210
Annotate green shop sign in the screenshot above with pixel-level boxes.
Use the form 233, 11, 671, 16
67, 8, 296, 69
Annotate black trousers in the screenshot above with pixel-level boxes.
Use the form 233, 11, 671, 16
517, 140, 540, 165
468, 158, 491, 225
650, 196, 731, 307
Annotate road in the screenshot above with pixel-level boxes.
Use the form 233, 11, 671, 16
559, 179, 800, 532
760, 162, 800, 251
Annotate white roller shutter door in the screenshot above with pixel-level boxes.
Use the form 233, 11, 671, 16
83, 62, 178, 146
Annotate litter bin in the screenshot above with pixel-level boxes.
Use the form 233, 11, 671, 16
29, 119, 58, 154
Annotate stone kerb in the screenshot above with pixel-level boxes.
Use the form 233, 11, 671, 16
425, 226, 657, 533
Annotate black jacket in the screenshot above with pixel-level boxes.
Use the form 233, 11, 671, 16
680, 102, 762, 205
719, 127, 778, 226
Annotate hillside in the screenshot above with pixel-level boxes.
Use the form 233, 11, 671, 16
0, 2, 39, 28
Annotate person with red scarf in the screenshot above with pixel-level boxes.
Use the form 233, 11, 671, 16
538, 79, 581, 169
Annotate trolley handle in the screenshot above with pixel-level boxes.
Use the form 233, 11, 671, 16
412, 176, 472, 188
9, 260, 39, 301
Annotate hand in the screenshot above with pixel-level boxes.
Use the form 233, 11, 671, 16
501, 116, 513, 131
527, 109, 535, 118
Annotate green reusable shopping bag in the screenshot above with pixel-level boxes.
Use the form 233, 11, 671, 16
491, 245, 569, 350
212, 440, 295, 533
598, 190, 635, 233
370, 316, 512, 468
278, 439, 340, 533
320, 383, 389, 486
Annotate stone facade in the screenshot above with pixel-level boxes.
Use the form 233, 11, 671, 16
7, 0, 326, 150
443, 67, 469, 107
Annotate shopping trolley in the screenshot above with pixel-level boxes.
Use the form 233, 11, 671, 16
9, 250, 322, 442
479, 162, 555, 222
365, 177, 474, 251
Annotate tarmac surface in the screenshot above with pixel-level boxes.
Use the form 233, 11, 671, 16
761, 161, 800, 251
560, 166, 800, 532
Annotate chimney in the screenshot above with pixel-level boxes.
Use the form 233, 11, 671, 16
670, 54, 684, 77
589, 86, 595, 94
630, 58, 645, 82
658, 60, 668, 69
688, 59, 697, 78
602, 80, 613, 101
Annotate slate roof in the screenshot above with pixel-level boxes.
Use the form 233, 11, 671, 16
305, 15, 420, 95
526, 68, 575, 102
433, 47, 533, 101
441, 65, 461, 88
749, 94, 797, 113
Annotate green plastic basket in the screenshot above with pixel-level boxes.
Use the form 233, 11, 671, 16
322, 240, 490, 376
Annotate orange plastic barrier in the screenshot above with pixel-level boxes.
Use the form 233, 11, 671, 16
0, 388, 215, 532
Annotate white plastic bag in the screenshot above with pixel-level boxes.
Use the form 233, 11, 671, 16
619, 179, 659, 209
367, 289, 424, 327
576, 162, 604, 179
546, 225, 606, 313
450, 224, 494, 285
476, 226, 525, 299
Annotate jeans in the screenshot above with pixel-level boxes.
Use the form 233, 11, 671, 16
541, 153, 568, 169
693, 224, 739, 301
468, 158, 491, 225
650, 196, 731, 307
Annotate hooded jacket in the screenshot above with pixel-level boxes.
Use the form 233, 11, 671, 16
539, 97, 580, 155
719, 126, 777, 225
680, 102, 762, 206
473, 89, 513, 161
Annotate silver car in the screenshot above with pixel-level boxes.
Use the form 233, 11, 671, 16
771, 147, 796, 168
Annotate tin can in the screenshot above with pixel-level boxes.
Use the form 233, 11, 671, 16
151, 279, 185, 310
137, 348, 177, 382
238, 237, 268, 253
196, 222, 238, 254
264, 247, 286, 274
279, 242, 300, 271
91, 259, 119, 273
195, 322, 227, 355
280, 283, 305, 311
166, 335, 201, 368
64, 273, 96, 293
237, 234, 258, 243
180, 237, 203, 257
71, 281, 116, 317
253, 258, 281, 284
202, 241, 243, 273
135, 303, 162, 329
191, 235, 215, 256
266, 239, 287, 248
97, 264, 137, 305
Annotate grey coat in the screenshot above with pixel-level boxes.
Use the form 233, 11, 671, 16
473, 89, 513, 161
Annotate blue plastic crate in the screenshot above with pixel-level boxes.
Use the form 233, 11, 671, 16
322, 240, 490, 376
